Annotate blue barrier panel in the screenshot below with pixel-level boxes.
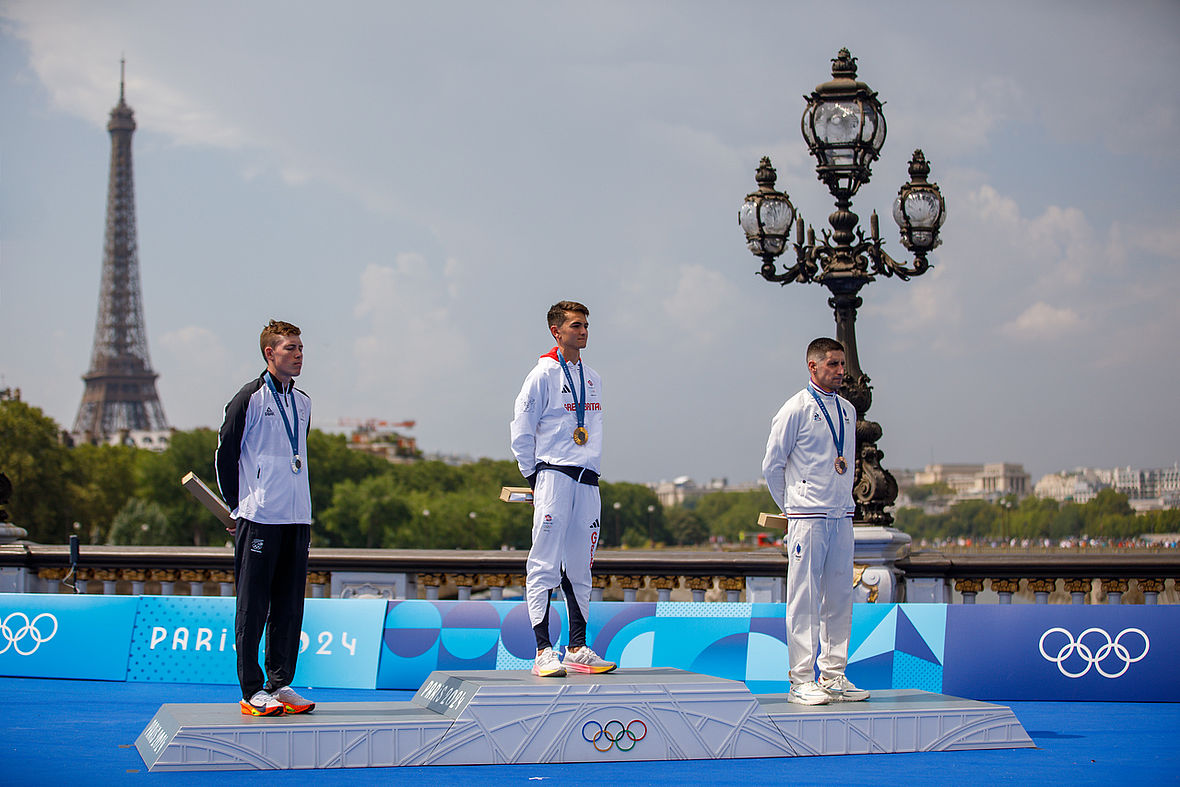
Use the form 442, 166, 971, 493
942, 605, 1180, 701
8, 595, 1176, 702
377, 599, 566, 689
375, 601, 949, 693
847, 603, 947, 694
0, 593, 137, 680
127, 596, 386, 689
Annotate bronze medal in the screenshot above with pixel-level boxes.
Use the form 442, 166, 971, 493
573, 426, 588, 445
834, 456, 847, 475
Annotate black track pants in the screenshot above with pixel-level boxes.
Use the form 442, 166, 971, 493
234, 521, 311, 699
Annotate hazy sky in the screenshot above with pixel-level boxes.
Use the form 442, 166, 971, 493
3, 1, 1178, 486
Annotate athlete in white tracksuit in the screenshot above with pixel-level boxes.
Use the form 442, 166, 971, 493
763, 338, 866, 701
509, 304, 604, 658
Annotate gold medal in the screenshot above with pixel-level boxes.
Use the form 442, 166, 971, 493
573, 426, 588, 445
834, 456, 847, 475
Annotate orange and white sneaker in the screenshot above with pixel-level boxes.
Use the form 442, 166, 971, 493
272, 685, 315, 714
240, 690, 284, 716
532, 647, 567, 678
562, 646, 617, 674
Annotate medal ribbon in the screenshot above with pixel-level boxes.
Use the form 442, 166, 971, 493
556, 351, 586, 434
808, 383, 845, 460
264, 374, 301, 467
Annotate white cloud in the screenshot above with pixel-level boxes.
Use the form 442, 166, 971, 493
155, 325, 241, 430
352, 255, 470, 400
1122, 221, 1180, 262
900, 76, 1023, 157
660, 264, 743, 345
1000, 301, 1082, 339
864, 264, 962, 352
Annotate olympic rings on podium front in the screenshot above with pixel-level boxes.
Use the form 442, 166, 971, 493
1038, 626, 1149, 679
0, 612, 59, 656
581, 718, 647, 752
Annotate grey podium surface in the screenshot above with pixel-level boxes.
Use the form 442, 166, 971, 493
135, 668, 1033, 771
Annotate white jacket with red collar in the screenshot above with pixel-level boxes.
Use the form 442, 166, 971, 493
509, 347, 603, 479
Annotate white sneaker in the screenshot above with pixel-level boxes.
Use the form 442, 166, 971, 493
240, 690, 284, 716
787, 680, 830, 706
562, 646, 617, 674
820, 674, 869, 702
532, 647, 566, 678
272, 685, 315, 714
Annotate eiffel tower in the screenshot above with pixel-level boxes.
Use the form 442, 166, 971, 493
73, 62, 169, 444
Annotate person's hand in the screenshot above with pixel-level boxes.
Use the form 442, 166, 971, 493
226, 522, 237, 536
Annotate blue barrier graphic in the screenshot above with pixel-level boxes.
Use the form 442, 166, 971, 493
0, 594, 137, 680
2, 594, 1177, 702
942, 605, 1179, 701
127, 596, 385, 688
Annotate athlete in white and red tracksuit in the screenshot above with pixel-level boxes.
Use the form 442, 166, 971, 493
762, 337, 868, 704
509, 301, 614, 676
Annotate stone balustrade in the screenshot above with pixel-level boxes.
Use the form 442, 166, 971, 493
0, 539, 1176, 605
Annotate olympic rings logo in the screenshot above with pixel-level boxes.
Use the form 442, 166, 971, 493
1038, 627, 1149, 679
0, 612, 59, 656
581, 719, 647, 752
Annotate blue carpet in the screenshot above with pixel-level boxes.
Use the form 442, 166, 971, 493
0, 677, 1175, 785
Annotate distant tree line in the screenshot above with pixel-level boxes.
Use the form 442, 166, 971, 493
0, 399, 671, 549
894, 490, 1180, 542
7, 399, 1173, 550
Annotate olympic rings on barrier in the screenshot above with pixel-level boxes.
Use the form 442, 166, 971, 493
0, 612, 59, 656
1038, 627, 1149, 679
581, 719, 647, 752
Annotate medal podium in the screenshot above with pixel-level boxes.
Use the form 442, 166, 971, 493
135, 668, 1032, 772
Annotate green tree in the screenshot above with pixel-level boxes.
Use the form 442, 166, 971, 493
0, 400, 75, 543
601, 482, 665, 547
134, 429, 223, 545
107, 497, 188, 545
69, 443, 137, 543
906, 482, 954, 502
305, 430, 393, 521
318, 475, 413, 548
1081, 489, 1135, 537
1050, 504, 1083, 539
665, 507, 710, 546
694, 489, 777, 542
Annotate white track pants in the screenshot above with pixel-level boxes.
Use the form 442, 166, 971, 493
785, 515, 853, 684
525, 471, 601, 628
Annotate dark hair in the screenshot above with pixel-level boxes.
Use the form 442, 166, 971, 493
547, 301, 589, 329
806, 337, 844, 363
260, 320, 301, 360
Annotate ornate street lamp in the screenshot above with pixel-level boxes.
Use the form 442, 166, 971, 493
739, 48, 946, 527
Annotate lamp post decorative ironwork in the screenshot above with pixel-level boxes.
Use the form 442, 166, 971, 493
739, 48, 946, 527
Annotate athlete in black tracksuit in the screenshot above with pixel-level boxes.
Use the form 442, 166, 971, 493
216, 324, 312, 713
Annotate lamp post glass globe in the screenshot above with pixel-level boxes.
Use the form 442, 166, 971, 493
739, 196, 794, 256
892, 150, 946, 252
800, 49, 887, 199
739, 157, 795, 260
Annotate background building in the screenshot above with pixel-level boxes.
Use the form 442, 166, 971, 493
912, 463, 1030, 500
1036, 465, 1180, 511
